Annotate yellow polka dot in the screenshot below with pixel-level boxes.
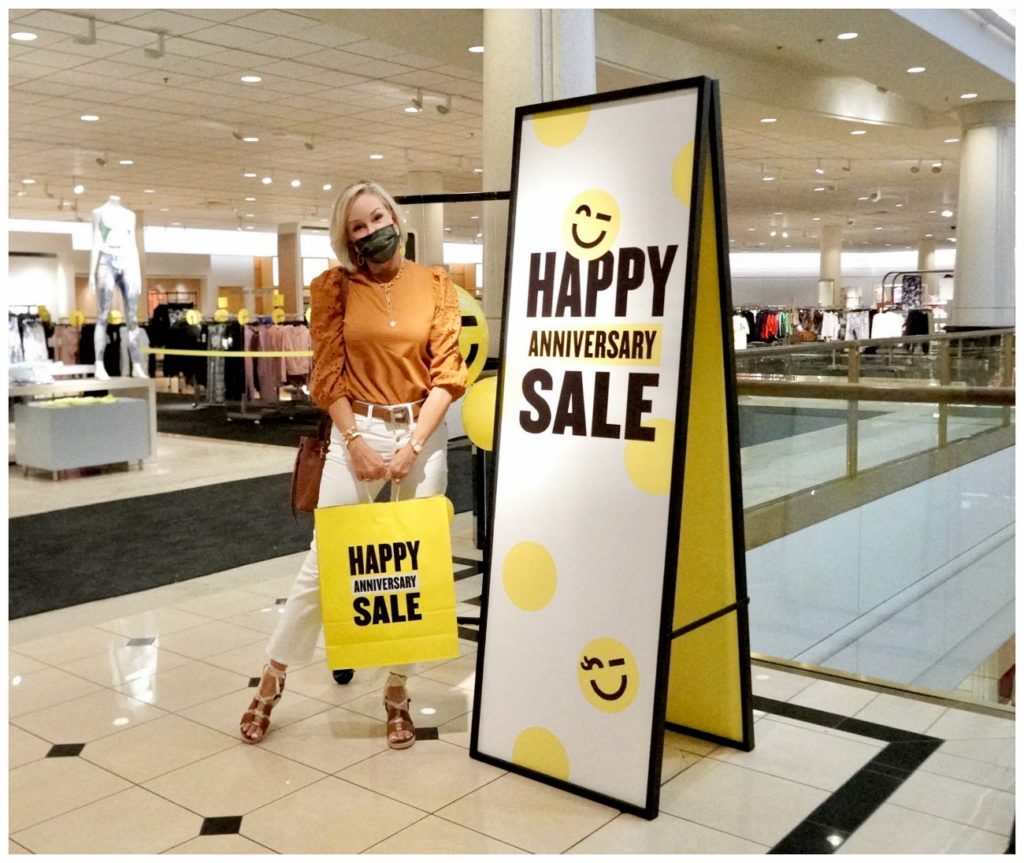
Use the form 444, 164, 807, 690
672, 140, 695, 208
624, 419, 675, 496
533, 106, 590, 147
512, 727, 570, 781
502, 541, 557, 611
461, 376, 497, 451
456, 287, 489, 386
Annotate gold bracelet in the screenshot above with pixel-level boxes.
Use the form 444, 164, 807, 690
342, 425, 361, 444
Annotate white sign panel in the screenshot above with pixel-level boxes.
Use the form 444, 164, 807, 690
473, 83, 702, 814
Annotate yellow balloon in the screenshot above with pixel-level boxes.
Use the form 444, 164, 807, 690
237, 308, 251, 325
456, 287, 488, 386
271, 307, 286, 324
69, 310, 85, 328
108, 309, 125, 325
462, 375, 497, 451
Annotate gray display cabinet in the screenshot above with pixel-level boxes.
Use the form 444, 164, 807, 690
14, 397, 150, 479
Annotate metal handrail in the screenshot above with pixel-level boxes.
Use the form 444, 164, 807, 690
740, 327, 1014, 357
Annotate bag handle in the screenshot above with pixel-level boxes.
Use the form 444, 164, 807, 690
359, 479, 405, 504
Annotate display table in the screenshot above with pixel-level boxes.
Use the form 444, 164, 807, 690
9, 376, 157, 457
14, 398, 150, 479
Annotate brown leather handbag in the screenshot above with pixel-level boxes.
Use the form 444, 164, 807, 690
291, 412, 332, 516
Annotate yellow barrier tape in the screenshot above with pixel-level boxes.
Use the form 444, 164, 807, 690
142, 348, 312, 358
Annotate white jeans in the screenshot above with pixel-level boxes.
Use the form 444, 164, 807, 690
265, 408, 448, 668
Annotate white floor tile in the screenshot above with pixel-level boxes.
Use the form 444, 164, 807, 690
60, 644, 193, 688
708, 717, 878, 791
837, 802, 1011, 854
118, 659, 251, 712
436, 772, 619, 854
141, 744, 326, 816
852, 691, 948, 733
80, 714, 238, 783
92, 606, 214, 638
11, 625, 128, 665
240, 775, 425, 854
569, 810, 770, 854
12, 688, 166, 743
788, 679, 879, 715
258, 706, 390, 773
10, 786, 203, 854
9, 757, 132, 833
9, 666, 102, 718
337, 738, 505, 811
925, 705, 1016, 740
8, 651, 48, 677
155, 619, 267, 659
179, 684, 333, 740
8, 725, 53, 768
749, 666, 816, 701
165, 834, 277, 854
659, 758, 828, 847
919, 748, 1015, 792
366, 814, 527, 854
886, 769, 1016, 835
9, 839, 31, 854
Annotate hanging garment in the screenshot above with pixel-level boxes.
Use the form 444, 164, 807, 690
871, 310, 904, 339
845, 310, 871, 340
9, 315, 24, 363
20, 318, 49, 363
52, 324, 81, 365
732, 314, 750, 350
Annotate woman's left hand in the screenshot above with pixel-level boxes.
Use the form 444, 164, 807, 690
387, 444, 418, 483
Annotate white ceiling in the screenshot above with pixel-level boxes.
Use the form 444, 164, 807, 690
8, 8, 1015, 254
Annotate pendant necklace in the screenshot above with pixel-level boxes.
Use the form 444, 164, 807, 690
372, 261, 405, 328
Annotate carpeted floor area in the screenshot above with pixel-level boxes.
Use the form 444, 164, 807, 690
10, 446, 475, 619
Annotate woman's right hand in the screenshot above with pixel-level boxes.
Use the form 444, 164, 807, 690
347, 437, 389, 481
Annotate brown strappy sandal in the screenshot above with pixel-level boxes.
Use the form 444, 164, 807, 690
240, 663, 286, 744
384, 674, 416, 750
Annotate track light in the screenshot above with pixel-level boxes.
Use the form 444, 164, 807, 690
406, 89, 423, 114
304, 139, 315, 151
73, 16, 96, 45
95, 153, 108, 167
144, 30, 166, 59
436, 94, 451, 115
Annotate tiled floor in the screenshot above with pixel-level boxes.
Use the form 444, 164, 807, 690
8, 431, 1016, 854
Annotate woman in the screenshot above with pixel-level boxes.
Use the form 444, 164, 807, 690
240, 180, 467, 747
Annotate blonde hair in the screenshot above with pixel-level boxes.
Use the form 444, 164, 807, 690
329, 179, 405, 272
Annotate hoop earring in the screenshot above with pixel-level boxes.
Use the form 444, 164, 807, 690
355, 252, 365, 268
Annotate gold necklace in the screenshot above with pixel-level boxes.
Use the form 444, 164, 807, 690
372, 261, 404, 328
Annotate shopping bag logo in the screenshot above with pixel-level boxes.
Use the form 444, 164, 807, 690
316, 496, 459, 668
349, 540, 423, 625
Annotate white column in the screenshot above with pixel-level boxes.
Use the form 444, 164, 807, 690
916, 238, 936, 301
481, 8, 596, 355
818, 224, 842, 306
404, 170, 445, 268
950, 101, 1015, 328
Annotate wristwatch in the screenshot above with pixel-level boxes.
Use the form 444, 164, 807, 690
409, 438, 424, 455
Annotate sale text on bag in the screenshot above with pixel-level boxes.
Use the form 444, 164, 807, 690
348, 540, 423, 626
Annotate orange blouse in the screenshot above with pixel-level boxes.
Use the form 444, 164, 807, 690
309, 262, 467, 409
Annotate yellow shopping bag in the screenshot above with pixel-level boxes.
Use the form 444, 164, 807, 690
316, 494, 459, 669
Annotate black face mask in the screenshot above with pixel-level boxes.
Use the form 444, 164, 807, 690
354, 224, 401, 264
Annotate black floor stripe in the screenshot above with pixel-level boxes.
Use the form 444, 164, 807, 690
200, 816, 243, 835
754, 694, 943, 854
46, 743, 85, 757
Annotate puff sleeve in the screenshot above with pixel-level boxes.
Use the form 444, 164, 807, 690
428, 268, 468, 400
308, 267, 349, 410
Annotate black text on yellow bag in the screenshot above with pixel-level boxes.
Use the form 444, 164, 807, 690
316, 494, 459, 668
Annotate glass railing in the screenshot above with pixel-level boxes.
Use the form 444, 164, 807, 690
736, 329, 1015, 711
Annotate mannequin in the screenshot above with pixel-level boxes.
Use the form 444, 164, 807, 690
88, 195, 147, 378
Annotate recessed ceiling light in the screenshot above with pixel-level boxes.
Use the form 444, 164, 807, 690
812, 217, 822, 221
747, 227, 756, 231
941, 209, 954, 217
925, 233, 933, 238
468, 45, 484, 53
240, 75, 262, 83
245, 225, 254, 230
906, 66, 926, 74
473, 167, 483, 173
159, 207, 169, 212
290, 179, 301, 188
245, 196, 256, 201
73, 184, 85, 195
171, 221, 181, 226
80, 114, 99, 122
243, 171, 257, 178
837, 32, 858, 40
119, 159, 134, 165
245, 213, 254, 218
12, 31, 38, 41
404, 105, 420, 114
875, 226, 883, 230
322, 183, 332, 191
22, 178, 35, 184
850, 129, 867, 136
814, 186, 826, 191
242, 136, 259, 143
944, 138, 959, 143
948, 237, 957, 242
961, 92, 978, 99
369, 154, 384, 160
760, 117, 777, 124
143, 188, 155, 193
261, 176, 273, 184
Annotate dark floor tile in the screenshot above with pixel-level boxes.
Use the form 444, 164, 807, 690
126, 636, 156, 646
457, 625, 479, 643
46, 743, 85, 757
771, 820, 849, 854
415, 727, 439, 741
200, 815, 243, 835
